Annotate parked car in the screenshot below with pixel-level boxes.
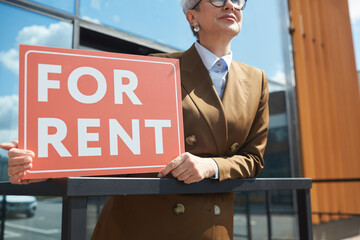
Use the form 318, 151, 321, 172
0, 195, 38, 217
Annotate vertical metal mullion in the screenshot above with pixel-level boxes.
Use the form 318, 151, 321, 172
245, 192, 252, 240
61, 197, 69, 240
61, 196, 88, 240
0, 196, 6, 240
279, 0, 302, 179
75, 0, 79, 17
297, 189, 313, 240
266, 191, 272, 240
72, 0, 80, 49
280, 1, 302, 237
72, 18, 80, 49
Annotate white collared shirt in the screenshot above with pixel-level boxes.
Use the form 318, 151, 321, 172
195, 41, 232, 99
194, 42, 233, 179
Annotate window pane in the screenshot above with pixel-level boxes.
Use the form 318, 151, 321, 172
240, 0, 294, 181
0, 4, 72, 238
348, 0, 360, 87
25, 0, 76, 15
0, 2, 73, 161
232, 0, 297, 239
271, 204, 298, 240
79, 0, 194, 50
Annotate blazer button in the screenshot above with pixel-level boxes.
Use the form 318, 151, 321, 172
214, 205, 221, 216
173, 203, 185, 216
186, 135, 197, 146
230, 142, 239, 153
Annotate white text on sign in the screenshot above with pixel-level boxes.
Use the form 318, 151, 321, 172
36, 64, 171, 158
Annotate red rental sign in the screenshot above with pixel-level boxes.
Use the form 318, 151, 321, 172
19, 45, 184, 179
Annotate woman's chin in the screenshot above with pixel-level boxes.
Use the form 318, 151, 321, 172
218, 26, 241, 37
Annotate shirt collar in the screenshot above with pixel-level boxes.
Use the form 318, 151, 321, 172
194, 41, 232, 71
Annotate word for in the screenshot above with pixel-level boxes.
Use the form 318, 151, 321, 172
38, 64, 142, 104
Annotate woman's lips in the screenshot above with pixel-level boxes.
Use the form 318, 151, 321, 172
219, 14, 237, 22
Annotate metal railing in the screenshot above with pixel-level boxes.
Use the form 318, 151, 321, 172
0, 177, 312, 240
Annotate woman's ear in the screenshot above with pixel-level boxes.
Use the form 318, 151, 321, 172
185, 10, 198, 28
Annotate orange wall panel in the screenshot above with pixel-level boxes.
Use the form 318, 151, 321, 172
288, 0, 360, 224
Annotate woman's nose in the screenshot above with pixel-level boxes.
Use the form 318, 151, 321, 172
223, 0, 236, 10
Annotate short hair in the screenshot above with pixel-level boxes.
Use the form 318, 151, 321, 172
181, 0, 200, 13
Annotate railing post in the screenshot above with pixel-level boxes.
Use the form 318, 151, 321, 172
245, 192, 252, 240
297, 189, 313, 240
266, 191, 272, 240
0, 196, 6, 240
61, 197, 88, 240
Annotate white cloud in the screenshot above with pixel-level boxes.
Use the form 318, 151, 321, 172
0, 129, 18, 144
0, 95, 18, 130
81, 16, 101, 24
0, 21, 72, 76
270, 69, 286, 85
0, 95, 18, 158
0, 96, 18, 157
349, 0, 360, 23
0, 48, 18, 74
16, 22, 72, 47
268, 70, 287, 93
91, 0, 101, 10
0, 129, 18, 158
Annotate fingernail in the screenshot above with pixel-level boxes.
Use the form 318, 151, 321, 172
158, 173, 162, 178
23, 164, 31, 169
26, 150, 34, 156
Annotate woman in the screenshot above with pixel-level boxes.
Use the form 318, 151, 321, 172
1, 0, 269, 239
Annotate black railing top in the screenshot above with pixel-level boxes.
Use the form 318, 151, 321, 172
0, 177, 312, 197
312, 178, 360, 183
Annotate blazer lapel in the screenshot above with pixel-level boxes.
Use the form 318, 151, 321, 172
180, 45, 228, 155
222, 62, 252, 144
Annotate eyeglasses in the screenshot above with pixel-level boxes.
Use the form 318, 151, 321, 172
192, 0, 247, 11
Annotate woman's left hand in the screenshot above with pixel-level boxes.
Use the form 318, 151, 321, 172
158, 152, 216, 184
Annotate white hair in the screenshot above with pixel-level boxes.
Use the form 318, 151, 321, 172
181, 0, 200, 13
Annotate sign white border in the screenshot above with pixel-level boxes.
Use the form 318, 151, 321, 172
24, 50, 182, 173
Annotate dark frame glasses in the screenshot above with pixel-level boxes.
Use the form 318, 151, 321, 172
192, 0, 247, 11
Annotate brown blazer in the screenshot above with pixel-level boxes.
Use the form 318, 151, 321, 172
91, 44, 269, 240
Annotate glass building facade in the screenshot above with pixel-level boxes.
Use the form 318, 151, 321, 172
0, 0, 302, 239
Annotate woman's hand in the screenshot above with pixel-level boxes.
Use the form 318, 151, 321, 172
158, 152, 216, 184
0, 141, 46, 185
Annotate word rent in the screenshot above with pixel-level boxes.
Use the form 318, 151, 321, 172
37, 64, 171, 158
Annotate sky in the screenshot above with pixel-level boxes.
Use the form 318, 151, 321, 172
0, 0, 359, 156
348, 0, 360, 71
